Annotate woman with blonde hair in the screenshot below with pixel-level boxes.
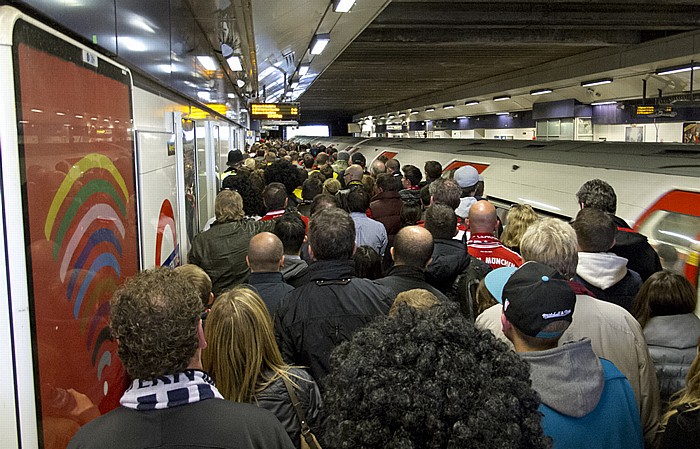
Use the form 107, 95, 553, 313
500, 204, 539, 254
203, 286, 321, 448
658, 339, 700, 447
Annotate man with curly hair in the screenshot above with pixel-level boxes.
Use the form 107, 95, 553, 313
68, 268, 294, 449
321, 300, 550, 449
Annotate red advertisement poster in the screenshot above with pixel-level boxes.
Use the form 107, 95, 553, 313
14, 22, 138, 449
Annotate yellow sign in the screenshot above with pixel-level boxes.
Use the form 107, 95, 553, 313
635, 106, 656, 115
250, 103, 300, 120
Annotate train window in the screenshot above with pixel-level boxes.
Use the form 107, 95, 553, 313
638, 210, 700, 276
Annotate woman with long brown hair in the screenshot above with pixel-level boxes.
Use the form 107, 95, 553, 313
203, 286, 321, 448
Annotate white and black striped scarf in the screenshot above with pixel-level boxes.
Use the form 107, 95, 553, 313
120, 369, 223, 411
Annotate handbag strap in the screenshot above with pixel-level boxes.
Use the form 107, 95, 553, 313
282, 376, 317, 448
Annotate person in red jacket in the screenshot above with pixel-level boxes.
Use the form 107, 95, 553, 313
467, 200, 523, 269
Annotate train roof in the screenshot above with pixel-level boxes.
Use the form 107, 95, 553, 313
297, 137, 700, 179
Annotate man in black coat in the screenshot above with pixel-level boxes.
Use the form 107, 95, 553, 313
377, 226, 447, 301
246, 232, 294, 316
274, 208, 395, 383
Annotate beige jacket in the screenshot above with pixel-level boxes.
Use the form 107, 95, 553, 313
476, 294, 660, 447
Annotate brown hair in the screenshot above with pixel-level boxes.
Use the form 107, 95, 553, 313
631, 270, 697, 329
215, 190, 244, 223
174, 264, 212, 307
389, 289, 439, 315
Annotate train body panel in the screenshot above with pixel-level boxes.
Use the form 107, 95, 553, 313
0, 7, 241, 448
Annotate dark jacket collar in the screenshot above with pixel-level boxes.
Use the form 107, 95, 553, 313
384, 265, 427, 282
249, 271, 286, 284
307, 259, 355, 281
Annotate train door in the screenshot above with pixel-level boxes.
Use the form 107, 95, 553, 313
195, 122, 217, 232
1, 7, 139, 447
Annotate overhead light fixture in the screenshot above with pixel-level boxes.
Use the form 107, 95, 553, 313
226, 55, 243, 71
310, 33, 331, 55
380, 116, 386, 119
464, 100, 479, 106
333, 0, 356, 13
494, 95, 511, 101
410, 111, 419, 115
299, 63, 310, 76
656, 64, 700, 76
388, 114, 395, 118
425, 107, 435, 112
399, 113, 407, 117
457, 116, 467, 119
581, 78, 612, 87
591, 101, 617, 106
236, 79, 245, 88
443, 104, 454, 109
291, 81, 300, 89
196, 56, 217, 71
496, 112, 510, 115
530, 88, 553, 95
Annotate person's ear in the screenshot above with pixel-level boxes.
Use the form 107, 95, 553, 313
501, 312, 511, 336
246, 255, 251, 268
279, 255, 285, 269
425, 256, 433, 269
208, 292, 214, 307
308, 244, 316, 261
390, 247, 396, 262
197, 320, 207, 350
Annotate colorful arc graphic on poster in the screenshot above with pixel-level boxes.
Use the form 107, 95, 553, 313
156, 199, 179, 267
44, 153, 129, 394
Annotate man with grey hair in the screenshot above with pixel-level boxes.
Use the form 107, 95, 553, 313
475, 217, 660, 446
68, 268, 294, 449
335, 164, 364, 211
246, 232, 294, 315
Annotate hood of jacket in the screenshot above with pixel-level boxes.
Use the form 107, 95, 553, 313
520, 338, 604, 418
455, 196, 477, 219
576, 252, 629, 290
644, 313, 700, 349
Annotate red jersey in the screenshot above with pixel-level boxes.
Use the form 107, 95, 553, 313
467, 233, 523, 269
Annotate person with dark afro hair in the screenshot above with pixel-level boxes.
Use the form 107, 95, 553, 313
264, 160, 303, 206
321, 300, 551, 449
222, 169, 266, 218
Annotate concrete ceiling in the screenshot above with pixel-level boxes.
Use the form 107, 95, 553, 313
250, 0, 700, 122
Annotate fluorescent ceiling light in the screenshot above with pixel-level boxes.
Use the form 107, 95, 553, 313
581, 78, 612, 87
291, 81, 299, 89
496, 112, 510, 115
591, 101, 617, 106
236, 79, 245, 88
494, 95, 511, 101
333, 0, 356, 13
310, 33, 330, 55
120, 36, 146, 52
226, 55, 243, 71
465, 100, 479, 106
259, 66, 278, 79
197, 91, 211, 102
399, 113, 406, 117
425, 107, 435, 112
530, 88, 553, 95
388, 114, 395, 118
380, 116, 385, 119
299, 63, 310, 76
656, 65, 700, 76
458, 116, 467, 119
410, 111, 419, 115
197, 56, 217, 71
443, 104, 454, 109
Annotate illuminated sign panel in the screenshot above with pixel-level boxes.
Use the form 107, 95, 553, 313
635, 105, 656, 115
250, 103, 300, 120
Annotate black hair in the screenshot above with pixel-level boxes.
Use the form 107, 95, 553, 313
264, 160, 303, 195
576, 179, 617, 214
376, 172, 402, 192
322, 301, 550, 449
402, 165, 422, 187
302, 178, 324, 202
400, 202, 422, 227
424, 160, 443, 181
347, 189, 370, 213
353, 246, 383, 280
221, 170, 265, 217
274, 212, 306, 255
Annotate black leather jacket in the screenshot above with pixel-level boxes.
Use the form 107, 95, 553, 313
274, 259, 394, 383
255, 368, 322, 449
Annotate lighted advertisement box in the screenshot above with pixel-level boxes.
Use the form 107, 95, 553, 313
13, 20, 138, 448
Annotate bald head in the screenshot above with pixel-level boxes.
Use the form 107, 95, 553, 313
247, 232, 284, 272
468, 200, 498, 234
391, 226, 434, 269
345, 164, 364, 182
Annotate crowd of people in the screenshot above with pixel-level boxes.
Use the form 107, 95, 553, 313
68, 139, 699, 449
